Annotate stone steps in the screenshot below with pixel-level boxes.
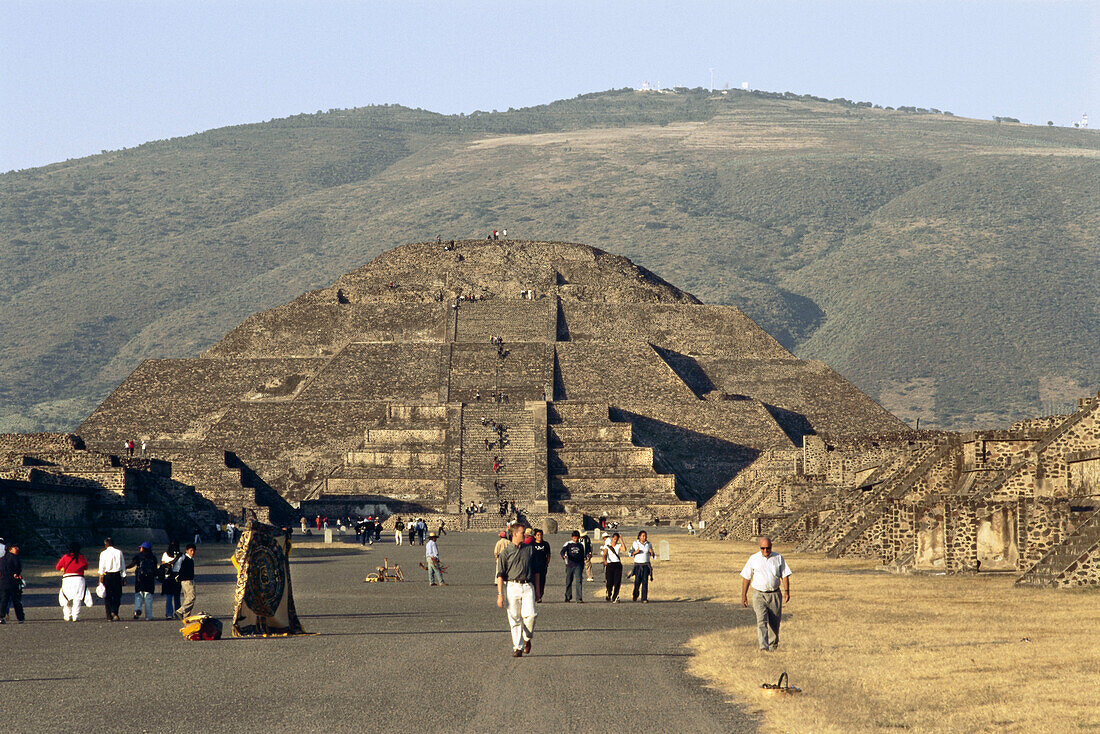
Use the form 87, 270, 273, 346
1016, 509, 1100, 587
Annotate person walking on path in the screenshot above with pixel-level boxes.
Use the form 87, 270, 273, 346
425, 533, 446, 586
98, 537, 125, 621
560, 531, 587, 603
581, 531, 595, 581
175, 544, 197, 619
126, 542, 157, 620
160, 541, 183, 619
55, 542, 89, 622
601, 532, 626, 602
740, 536, 791, 651
630, 531, 655, 603
394, 517, 405, 546
530, 529, 551, 602
496, 523, 537, 657
0, 542, 25, 623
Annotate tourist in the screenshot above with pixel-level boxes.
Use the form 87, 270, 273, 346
127, 542, 158, 620
602, 532, 626, 603
687, 521, 695, 536
300, 517, 308, 533
740, 536, 791, 651
530, 528, 551, 602
560, 531, 586, 603
0, 542, 24, 624
477, 501, 484, 513
417, 518, 428, 545
580, 531, 595, 581
140, 440, 147, 458
502, 228, 507, 239
630, 531, 655, 603
55, 543, 89, 621
496, 523, 537, 657
160, 541, 183, 619
425, 533, 445, 586
493, 530, 511, 579
176, 544, 197, 619
394, 517, 405, 545
436, 520, 447, 537
98, 537, 125, 621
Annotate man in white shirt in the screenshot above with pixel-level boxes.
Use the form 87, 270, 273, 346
425, 533, 445, 586
98, 537, 126, 621
630, 531, 655, 602
740, 536, 791, 651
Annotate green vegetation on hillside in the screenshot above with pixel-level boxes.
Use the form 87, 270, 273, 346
1, 88, 1096, 431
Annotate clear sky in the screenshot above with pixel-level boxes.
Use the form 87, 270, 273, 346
2, 1, 1096, 172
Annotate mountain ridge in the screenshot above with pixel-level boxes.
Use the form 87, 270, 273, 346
1, 88, 1096, 431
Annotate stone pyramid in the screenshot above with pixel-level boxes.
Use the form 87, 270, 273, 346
78, 239, 907, 524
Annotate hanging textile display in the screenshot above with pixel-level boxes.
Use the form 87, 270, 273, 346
231, 520, 305, 636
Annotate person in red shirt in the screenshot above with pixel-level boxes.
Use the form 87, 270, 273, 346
55, 543, 89, 622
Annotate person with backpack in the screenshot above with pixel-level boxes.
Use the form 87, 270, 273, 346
394, 517, 405, 546
160, 541, 183, 619
126, 542, 158, 620
580, 531, 595, 581
560, 531, 587, 603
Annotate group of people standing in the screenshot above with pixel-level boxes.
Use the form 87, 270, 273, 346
52, 538, 196, 622
486, 523, 659, 657
559, 529, 656, 603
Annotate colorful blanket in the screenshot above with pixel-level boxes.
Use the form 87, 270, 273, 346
231, 521, 305, 636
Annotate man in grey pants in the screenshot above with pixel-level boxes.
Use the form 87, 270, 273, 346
175, 543, 197, 619
739, 536, 791, 651
560, 531, 587, 602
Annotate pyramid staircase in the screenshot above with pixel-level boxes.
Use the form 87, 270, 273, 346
458, 402, 545, 514
1015, 508, 1100, 588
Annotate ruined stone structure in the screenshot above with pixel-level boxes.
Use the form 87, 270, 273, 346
0, 433, 219, 553
701, 393, 1100, 587
77, 240, 905, 528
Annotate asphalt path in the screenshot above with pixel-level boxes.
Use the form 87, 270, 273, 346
0, 530, 757, 732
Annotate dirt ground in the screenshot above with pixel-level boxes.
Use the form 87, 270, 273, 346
655, 535, 1100, 733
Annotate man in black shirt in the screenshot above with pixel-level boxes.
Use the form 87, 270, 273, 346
175, 544, 197, 619
0, 542, 24, 624
530, 529, 551, 602
496, 523, 537, 657
560, 531, 587, 603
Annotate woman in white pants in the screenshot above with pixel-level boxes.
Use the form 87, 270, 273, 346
55, 543, 89, 621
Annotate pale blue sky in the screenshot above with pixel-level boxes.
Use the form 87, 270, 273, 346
2, 1, 1096, 172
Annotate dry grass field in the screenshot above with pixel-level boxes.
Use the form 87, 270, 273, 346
651, 535, 1100, 733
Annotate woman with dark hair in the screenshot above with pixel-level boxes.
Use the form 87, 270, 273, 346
160, 541, 183, 619
55, 542, 89, 621
601, 532, 626, 603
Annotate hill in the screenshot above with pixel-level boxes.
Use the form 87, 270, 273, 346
1, 88, 1097, 430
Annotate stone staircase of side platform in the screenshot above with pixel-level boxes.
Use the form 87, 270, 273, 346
1016, 509, 1100, 587
324, 404, 450, 512
547, 402, 691, 522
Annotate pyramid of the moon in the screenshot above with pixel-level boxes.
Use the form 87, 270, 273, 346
79, 240, 908, 524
